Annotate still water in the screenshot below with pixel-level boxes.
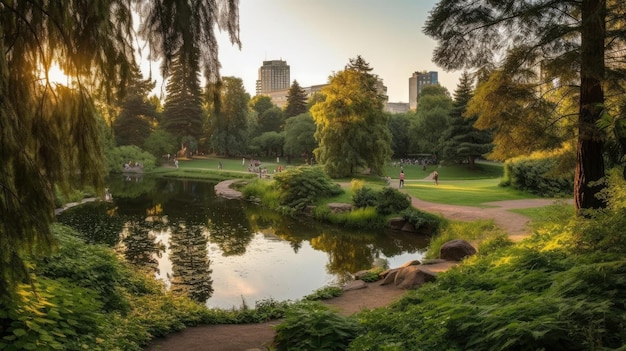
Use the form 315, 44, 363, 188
58, 175, 429, 309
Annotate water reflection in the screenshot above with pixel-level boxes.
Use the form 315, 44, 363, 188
57, 175, 429, 308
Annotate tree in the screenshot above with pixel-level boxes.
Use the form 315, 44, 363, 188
256, 107, 285, 134
209, 77, 250, 156
284, 80, 308, 118
424, 0, 624, 212
162, 50, 205, 148
0, 0, 240, 298
113, 63, 158, 147
284, 113, 318, 161
249, 95, 275, 116
408, 85, 453, 158
388, 113, 413, 158
311, 56, 392, 177
441, 72, 493, 167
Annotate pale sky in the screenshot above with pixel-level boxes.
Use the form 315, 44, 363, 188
145, 0, 463, 103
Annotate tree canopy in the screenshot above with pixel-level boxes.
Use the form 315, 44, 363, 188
425, 0, 626, 212
0, 0, 240, 298
209, 77, 250, 157
312, 56, 392, 177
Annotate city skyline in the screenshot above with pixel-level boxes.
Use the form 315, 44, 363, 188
143, 0, 464, 103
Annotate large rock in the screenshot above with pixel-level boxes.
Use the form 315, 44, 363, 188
343, 280, 367, 291
388, 217, 405, 231
439, 239, 476, 261
393, 265, 437, 289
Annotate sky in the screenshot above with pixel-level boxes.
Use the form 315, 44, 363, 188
144, 0, 463, 103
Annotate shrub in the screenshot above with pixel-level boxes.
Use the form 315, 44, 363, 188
353, 186, 379, 208
376, 187, 411, 215
304, 286, 344, 301
274, 301, 358, 351
400, 207, 442, 233
273, 166, 343, 214
108, 145, 157, 173
318, 206, 386, 229
500, 146, 574, 197
359, 267, 385, 282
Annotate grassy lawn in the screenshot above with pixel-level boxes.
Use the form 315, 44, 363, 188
158, 156, 537, 207
402, 178, 538, 207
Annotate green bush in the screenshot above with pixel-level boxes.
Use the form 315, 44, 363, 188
353, 186, 379, 208
400, 207, 442, 233
501, 149, 574, 197
375, 187, 411, 215
273, 166, 343, 214
108, 145, 157, 173
274, 301, 358, 351
319, 206, 385, 229
304, 286, 344, 301
359, 267, 385, 282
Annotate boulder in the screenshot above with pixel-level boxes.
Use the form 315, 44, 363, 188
394, 265, 437, 289
439, 239, 476, 261
401, 222, 417, 232
379, 268, 399, 285
400, 259, 421, 268
388, 217, 405, 231
343, 280, 367, 291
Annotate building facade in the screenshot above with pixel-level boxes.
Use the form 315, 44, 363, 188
408, 71, 438, 110
256, 60, 290, 95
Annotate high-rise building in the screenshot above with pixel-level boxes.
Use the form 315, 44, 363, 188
256, 60, 290, 95
408, 71, 438, 110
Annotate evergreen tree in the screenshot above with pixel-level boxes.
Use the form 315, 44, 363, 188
284, 80, 308, 118
113, 63, 158, 147
388, 113, 412, 158
209, 77, 250, 156
0, 0, 240, 298
312, 56, 392, 177
441, 72, 493, 167
162, 50, 205, 151
424, 0, 624, 212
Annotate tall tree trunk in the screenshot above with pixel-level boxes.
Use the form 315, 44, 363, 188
575, 0, 606, 213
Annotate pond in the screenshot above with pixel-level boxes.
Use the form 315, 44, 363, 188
57, 175, 430, 309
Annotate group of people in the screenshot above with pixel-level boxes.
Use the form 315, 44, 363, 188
396, 169, 439, 189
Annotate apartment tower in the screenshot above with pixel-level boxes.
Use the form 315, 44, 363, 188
256, 60, 290, 95
408, 71, 438, 110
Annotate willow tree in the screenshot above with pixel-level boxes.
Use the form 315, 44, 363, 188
425, 0, 626, 213
312, 56, 392, 178
0, 0, 240, 298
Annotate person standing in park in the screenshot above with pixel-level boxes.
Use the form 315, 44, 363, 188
433, 170, 439, 186
399, 170, 405, 188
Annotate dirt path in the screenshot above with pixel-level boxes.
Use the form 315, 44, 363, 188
145, 181, 571, 351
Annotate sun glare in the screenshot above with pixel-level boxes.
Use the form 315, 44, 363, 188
43, 62, 70, 86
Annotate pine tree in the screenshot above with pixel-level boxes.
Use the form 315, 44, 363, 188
162, 51, 205, 151
113, 63, 158, 147
284, 80, 308, 118
441, 72, 492, 167
209, 77, 250, 156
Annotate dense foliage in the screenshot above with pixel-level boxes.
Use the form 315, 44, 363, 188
425, 0, 626, 212
284, 80, 309, 118
274, 301, 358, 351
272, 166, 343, 215
501, 147, 575, 197
312, 56, 392, 177
0, 0, 240, 299
0, 224, 291, 351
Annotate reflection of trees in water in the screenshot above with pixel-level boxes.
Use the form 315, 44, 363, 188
119, 220, 164, 273
168, 221, 213, 303
205, 198, 254, 256
56, 201, 125, 246
311, 231, 376, 278
371, 230, 430, 258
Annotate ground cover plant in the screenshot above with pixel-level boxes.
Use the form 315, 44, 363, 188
346, 175, 626, 350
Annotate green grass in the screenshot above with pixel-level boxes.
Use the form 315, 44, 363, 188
403, 178, 538, 207
383, 161, 503, 181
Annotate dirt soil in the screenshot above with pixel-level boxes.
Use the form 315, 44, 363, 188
145, 182, 571, 351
